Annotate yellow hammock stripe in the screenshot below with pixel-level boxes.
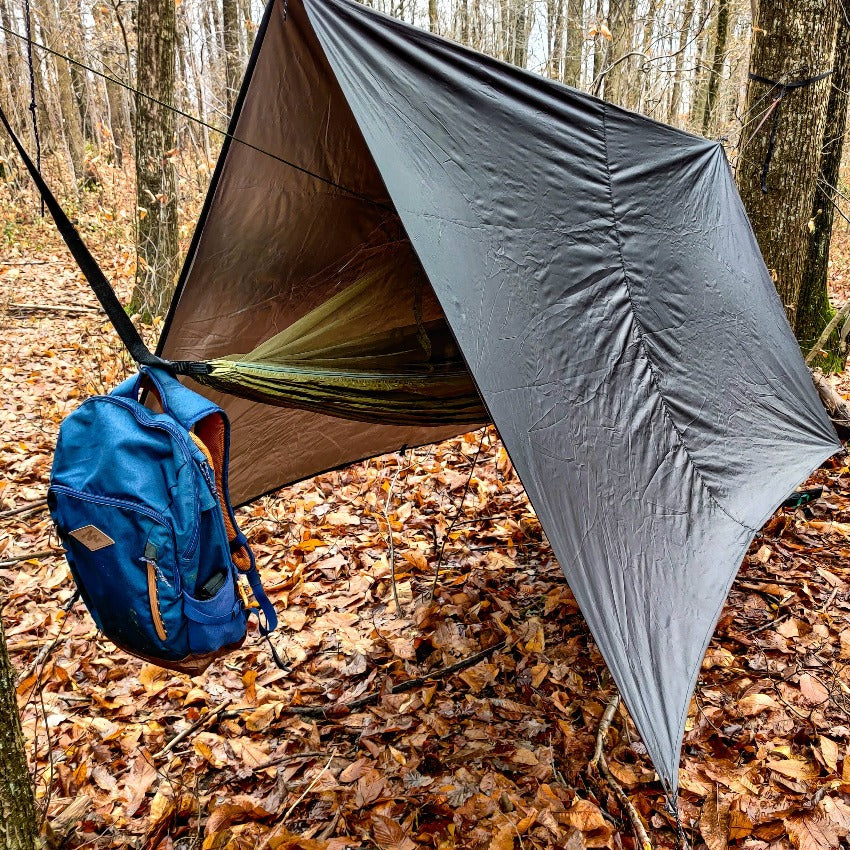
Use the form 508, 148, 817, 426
190, 258, 488, 426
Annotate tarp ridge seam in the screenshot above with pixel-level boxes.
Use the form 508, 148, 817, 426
600, 103, 757, 538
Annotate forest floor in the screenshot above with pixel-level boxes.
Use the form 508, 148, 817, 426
2, 177, 850, 850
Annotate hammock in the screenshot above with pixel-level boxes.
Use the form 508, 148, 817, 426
192, 258, 488, 427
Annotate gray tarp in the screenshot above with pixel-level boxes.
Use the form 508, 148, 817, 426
159, 0, 841, 794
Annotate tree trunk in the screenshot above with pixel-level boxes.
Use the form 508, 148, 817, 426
668, 0, 696, 125
429, 0, 438, 32
796, 14, 850, 368
701, 0, 729, 135
636, 0, 658, 111
605, 0, 638, 107
38, 0, 86, 183
563, 0, 583, 87
736, 0, 839, 330
691, 0, 712, 124
222, 0, 241, 116
132, 0, 179, 320
0, 613, 38, 850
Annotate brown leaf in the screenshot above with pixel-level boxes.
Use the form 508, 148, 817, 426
459, 661, 498, 694
766, 758, 820, 781
799, 674, 829, 705
122, 752, 157, 817
245, 702, 279, 732
194, 732, 230, 769
738, 693, 777, 716
562, 799, 614, 847
204, 796, 274, 841
354, 769, 386, 807
820, 737, 840, 773
728, 799, 753, 840
371, 814, 416, 850
488, 823, 516, 850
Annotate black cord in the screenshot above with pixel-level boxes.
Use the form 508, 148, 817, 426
748, 70, 833, 193
0, 21, 391, 212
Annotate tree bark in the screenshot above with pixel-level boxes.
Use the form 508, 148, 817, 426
736, 0, 839, 330
701, 0, 729, 135
38, 0, 86, 183
0, 612, 38, 850
796, 14, 850, 368
563, 0, 583, 86
132, 0, 179, 320
668, 0, 696, 125
429, 0, 439, 32
222, 0, 241, 116
605, 0, 638, 106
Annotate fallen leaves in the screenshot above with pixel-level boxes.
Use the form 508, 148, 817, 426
4, 192, 850, 849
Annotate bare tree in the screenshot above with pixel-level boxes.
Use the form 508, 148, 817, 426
796, 13, 850, 367
0, 613, 38, 850
132, 0, 179, 319
736, 0, 840, 331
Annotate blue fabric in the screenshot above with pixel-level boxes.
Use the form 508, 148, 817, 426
49, 368, 276, 669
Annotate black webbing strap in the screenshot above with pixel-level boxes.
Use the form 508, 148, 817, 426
0, 101, 208, 376
748, 70, 833, 193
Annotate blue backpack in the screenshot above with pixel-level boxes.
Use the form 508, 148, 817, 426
48, 366, 278, 675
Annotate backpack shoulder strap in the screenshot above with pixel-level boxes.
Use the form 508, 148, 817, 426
112, 366, 219, 431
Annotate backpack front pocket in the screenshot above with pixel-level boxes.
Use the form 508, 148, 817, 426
182, 570, 248, 654
48, 485, 187, 658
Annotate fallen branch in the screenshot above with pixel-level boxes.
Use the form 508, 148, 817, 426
153, 700, 232, 758
42, 796, 92, 850
0, 499, 47, 520
0, 548, 63, 567
589, 693, 620, 769
805, 301, 850, 365
282, 749, 336, 823
381, 451, 411, 614
810, 369, 850, 438
6, 303, 98, 316
589, 693, 653, 850
289, 639, 507, 717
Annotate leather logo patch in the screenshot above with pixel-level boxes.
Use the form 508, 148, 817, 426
69, 525, 114, 551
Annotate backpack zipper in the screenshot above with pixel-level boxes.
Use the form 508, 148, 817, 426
98, 397, 202, 558
50, 484, 181, 594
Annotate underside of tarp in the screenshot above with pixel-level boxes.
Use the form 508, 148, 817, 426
159, 0, 841, 794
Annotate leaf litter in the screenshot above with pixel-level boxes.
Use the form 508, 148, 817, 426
2, 184, 850, 850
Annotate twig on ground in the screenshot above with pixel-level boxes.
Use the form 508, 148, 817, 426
590, 694, 620, 768
15, 594, 78, 686
589, 693, 653, 850
6, 303, 98, 315
288, 639, 507, 717
282, 749, 336, 823
381, 451, 410, 614
0, 499, 47, 520
430, 428, 488, 600
153, 700, 232, 758
0, 548, 63, 567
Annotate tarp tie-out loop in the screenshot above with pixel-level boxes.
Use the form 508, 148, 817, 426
0, 100, 208, 377
747, 70, 833, 193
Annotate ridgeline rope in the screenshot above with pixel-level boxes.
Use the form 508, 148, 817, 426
0, 21, 391, 212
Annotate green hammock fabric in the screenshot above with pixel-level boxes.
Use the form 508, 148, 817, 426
193, 260, 488, 427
